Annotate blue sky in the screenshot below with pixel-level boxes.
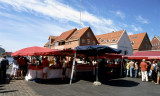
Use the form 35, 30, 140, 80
0, 0, 160, 52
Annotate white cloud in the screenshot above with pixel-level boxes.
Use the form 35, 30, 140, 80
131, 25, 143, 32
127, 32, 134, 35
110, 10, 125, 19
0, 0, 125, 51
0, 0, 117, 32
136, 15, 149, 24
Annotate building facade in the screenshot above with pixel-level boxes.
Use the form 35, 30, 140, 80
129, 32, 152, 54
151, 36, 160, 50
44, 27, 99, 50
96, 30, 133, 55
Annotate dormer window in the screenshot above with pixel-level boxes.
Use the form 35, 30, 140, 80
70, 36, 74, 39
74, 32, 78, 35
101, 40, 104, 42
112, 39, 116, 42
98, 38, 101, 40
131, 41, 134, 45
106, 40, 110, 43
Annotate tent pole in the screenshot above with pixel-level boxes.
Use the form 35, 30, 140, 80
70, 52, 77, 85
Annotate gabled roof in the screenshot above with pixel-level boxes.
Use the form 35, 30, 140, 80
55, 28, 77, 41
67, 27, 90, 41
129, 32, 146, 49
48, 36, 57, 40
156, 36, 160, 41
44, 41, 49, 47
96, 30, 125, 44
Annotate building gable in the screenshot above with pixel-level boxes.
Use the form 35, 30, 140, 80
139, 33, 152, 51
80, 27, 99, 46
96, 30, 125, 45
151, 36, 160, 50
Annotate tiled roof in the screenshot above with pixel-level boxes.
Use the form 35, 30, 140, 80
129, 32, 146, 49
44, 41, 49, 47
96, 30, 125, 44
157, 36, 160, 41
48, 36, 57, 40
67, 27, 90, 41
55, 28, 77, 41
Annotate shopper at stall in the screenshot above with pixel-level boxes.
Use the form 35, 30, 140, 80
0, 55, 9, 83
41, 57, 49, 79
62, 58, 68, 80
98, 58, 107, 82
10, 57, 19, 80
155, 61, 160, 84
17, 56, 25, 79
129, 60, 135, 77
125, 61, 130, 77
134, 61, 139, 78
140, 59, 148, 82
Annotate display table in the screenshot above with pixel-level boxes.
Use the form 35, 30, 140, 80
25, 66, 71, 81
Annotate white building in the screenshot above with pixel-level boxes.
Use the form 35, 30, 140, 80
96, 30, 133, 55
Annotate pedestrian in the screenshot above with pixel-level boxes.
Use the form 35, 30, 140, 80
10, 57, 19, 80
62, 58, 67, 80
134, 61, 139, 78
129, 60, 134, 77
155, 61, 160, 84
125, 61, 130, 77
140, 59, 148, 82
0, 55, 9, 83
41, 57, 49, 79
150, 61, 156, 82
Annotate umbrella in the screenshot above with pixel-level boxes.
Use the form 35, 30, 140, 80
11, 46, 57, 56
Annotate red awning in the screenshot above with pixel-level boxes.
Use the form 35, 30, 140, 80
11, 46, 57, 56
124, 51, 160, 60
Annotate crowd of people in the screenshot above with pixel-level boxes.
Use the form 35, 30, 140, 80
125, 59, 160, 84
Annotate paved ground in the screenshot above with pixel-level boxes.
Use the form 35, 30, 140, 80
1, 68, 160, 96
26, 77, 160, 96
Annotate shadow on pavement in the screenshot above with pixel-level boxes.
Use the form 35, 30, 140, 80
102, 79, 139, 87
0, 90, 18, 93
33, 78, 80, 85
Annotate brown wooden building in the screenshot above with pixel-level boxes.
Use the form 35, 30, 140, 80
44, 27, 99, 50
151, 36, 160, 50
129, 32, 152, 54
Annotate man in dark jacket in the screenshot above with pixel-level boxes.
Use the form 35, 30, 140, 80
0, 56, 9, 83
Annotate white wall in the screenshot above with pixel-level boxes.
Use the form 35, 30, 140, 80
117, 31, 133, 55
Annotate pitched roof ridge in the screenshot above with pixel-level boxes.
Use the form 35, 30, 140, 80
129, 32, 146, 36
96, 29, 125, 36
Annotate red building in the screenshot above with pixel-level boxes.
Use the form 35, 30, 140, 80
151, 36, 160, 50
129, 32, 152, 54
44, 27, 99, 50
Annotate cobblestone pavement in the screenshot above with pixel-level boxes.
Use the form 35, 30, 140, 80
0, 79, 41, 96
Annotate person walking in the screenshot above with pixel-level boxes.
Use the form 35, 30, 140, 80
125, 61, 130, 77
10, 57, 19, 80
134, 61, 139, 78
140, 59, 148, 82
155, 61, 160, 84
0, 56, 9, 83
129, 60, 134, 77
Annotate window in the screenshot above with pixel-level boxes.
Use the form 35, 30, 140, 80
87, 32, 91, 37
82, 38, 85, 43
106, 40, 110, 43
98, 38, 101, 40
145, 44, 148, 48
131, 41, 134, 45
101, 40, 104, 42
93, 41, 96, 45
55, 42, 58, 46
74, 32, 78, 35
112, 39, 116, 42
124, 50, 128, 55
87, 39, 91, 44
70, 36, 74, 39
